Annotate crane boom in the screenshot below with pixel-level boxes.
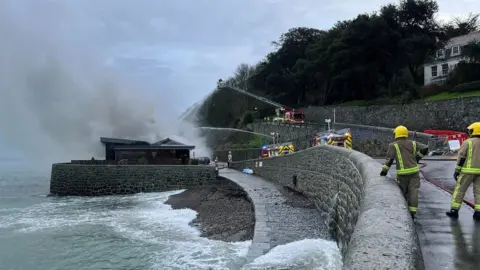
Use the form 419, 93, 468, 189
217, 84, 287, 109
216, 80, 305, 123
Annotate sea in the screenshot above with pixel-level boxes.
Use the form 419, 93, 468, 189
0, 159, 343, 270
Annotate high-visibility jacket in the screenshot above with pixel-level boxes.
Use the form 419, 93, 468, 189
382, 138, 428, 175
456, 137, 480, 174
345, 132, 352, 149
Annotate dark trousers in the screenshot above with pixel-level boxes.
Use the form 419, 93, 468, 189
227, 161, 230, 168
397, 173, 420, 213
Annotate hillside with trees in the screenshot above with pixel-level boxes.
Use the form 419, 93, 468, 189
196, 0, 480, 130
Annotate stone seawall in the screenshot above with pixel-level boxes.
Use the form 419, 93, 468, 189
213, 148, 261, 162
333, 123, 433, 157
230, 146, 423, 269
50, 163, 216, 196
251, 121, 325, 142
252, 121, 433, 157
302, 96, 480, 131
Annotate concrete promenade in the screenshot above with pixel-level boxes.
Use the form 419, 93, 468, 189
219, 168, 329, 263
221, 159, 479, 269
381, 159, 479, 269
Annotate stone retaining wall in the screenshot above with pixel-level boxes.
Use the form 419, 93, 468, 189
333, 123, 433, 157
230, 146, 423, 269
253, 121, 434, 157
251, 121, 325, 142
50, 163, 216, 196
213, 148, 261, 162
302, 96, 480, 131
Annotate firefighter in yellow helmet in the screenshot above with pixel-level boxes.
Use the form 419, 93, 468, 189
380, 125, 429, 219
446, 122, 480, 221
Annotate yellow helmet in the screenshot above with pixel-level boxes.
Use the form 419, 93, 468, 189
394, 125, 408, 139
467, 122, 480, 136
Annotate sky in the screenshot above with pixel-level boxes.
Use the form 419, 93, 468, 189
0, 0, 478, 162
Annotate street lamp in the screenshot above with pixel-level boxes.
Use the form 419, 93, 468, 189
325, 118, 331, 131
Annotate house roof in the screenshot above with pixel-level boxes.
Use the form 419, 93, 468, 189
446, 31, 480, 47
100, 137, 149, 145
425, 31, 480, 65
154, 134, 191, 145
153, 138, 186, 146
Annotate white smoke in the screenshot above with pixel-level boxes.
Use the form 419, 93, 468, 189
0, 1, 211, 167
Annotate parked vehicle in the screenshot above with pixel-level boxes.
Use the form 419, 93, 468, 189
260, 142, 295, 158
311, 128, 352, 149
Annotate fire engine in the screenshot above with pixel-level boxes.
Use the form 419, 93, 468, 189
311, 128, 352, 149
260, 142, 295, 158
282, 108, 305, 123
216, 80, 306, 123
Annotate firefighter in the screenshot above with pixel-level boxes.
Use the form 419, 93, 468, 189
380, 125, 429, 219
345, 132, 353, 149
446, 122, 480, 221
327, 135, 334, 146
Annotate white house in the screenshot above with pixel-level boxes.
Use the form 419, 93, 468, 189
424, 31, 480, 85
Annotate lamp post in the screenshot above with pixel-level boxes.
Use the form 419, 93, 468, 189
325, 118, 331, 131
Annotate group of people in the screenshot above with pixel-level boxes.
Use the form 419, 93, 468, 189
213, 151, 233, 169
381, 123, 480, 221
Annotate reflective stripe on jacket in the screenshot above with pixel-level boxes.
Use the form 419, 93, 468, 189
458, 137, 480, 174
393, 141, 419, 175
383, 138, 427, 175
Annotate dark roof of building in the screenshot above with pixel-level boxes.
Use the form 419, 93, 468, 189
101, 136, 195, 150
113, 144, 195, 150
100, 137, 149, 145
152, 138, 188, 146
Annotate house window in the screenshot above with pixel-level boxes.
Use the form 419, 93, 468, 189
436, 49, 445, 59
451, 45, 460, 56
441, 63, 449, 75
431, 65, 438, 77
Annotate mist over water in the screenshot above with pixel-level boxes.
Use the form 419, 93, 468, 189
0, 1, 210, 167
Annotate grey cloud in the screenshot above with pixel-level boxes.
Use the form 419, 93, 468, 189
0, 0, 478, 162
0, 0, 211, 166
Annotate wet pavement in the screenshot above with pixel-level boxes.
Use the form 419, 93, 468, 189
419, 160, 474, 205
376, 159, 480, 270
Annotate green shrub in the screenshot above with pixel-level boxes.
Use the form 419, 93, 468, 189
416, 84, 451, 98
242, 112, 254, 126
453, 80, 480, 93
448, 62, 480, 85
398, 91, 414, 104
247, 136, 266, 148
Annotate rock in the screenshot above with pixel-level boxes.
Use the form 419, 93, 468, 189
165, 177, 255, 242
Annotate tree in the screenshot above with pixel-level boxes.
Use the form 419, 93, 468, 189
210, 0, 474, 119
463, 41, 480, 63
443, 13, 479, 39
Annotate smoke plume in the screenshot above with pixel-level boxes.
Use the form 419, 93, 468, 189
0, 1, 210, 167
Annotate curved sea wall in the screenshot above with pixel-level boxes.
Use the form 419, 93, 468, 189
252, 121, 433, 157
230, 146, 423, 269
50, 163, 216, 196
333, 123, 433, 157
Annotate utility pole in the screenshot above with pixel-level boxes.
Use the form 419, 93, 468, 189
325, 118, 331, 131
